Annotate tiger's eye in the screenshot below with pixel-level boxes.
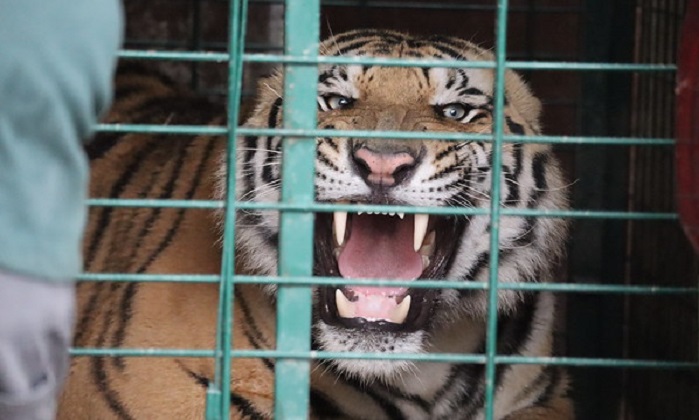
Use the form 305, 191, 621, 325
326, 95, 353, 110
440, 103, 467, 120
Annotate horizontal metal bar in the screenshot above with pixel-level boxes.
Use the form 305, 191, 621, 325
70, 348, 216, 357
243, 54, 677, 72
507, 61, 677, 72
95, 123, 228, 136
75, 273, 697, 295
85, 198, 678, 220
86, 198, 223, 209
116, 50, 677, 73
93, 124, 675, 146
250, 0, 583, 13
123, 39, 582, 61
119, 49, 229, 62
77, 273, 220, 283
236, 128, 675, 146
68, 347, 699, 369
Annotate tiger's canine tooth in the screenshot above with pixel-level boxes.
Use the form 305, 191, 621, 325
336, 289, 354, 318
397, 212, 405, 219
333, 211, 347, 246
391, 295, 411, 324
414, 214, 429, 251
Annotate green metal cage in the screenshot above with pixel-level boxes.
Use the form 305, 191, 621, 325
72, 0, 699, 418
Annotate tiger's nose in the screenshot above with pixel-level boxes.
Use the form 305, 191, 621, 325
352, 147, 418, 188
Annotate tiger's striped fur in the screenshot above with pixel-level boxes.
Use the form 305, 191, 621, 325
59, 30, 573, 419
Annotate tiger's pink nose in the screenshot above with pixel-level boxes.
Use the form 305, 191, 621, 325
352, 147, 417, 187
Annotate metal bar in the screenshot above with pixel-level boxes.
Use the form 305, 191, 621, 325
273, 0, 319, 417
70, 348, 216, 357
250, 0, 584, 13
94, 123, 676, 146
244, 54, 678, 71
67, 347, 699, 370
75, 273, 699, 295
208, 0, 249, 418
118, 49, 230, 62
86, 198, 223, 209
85, 198, 679, 221
483, 1, 509, 417
94, 123, 228, 135
115, 49, 677, 72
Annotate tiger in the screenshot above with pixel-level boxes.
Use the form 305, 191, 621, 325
58, 29, 573, 419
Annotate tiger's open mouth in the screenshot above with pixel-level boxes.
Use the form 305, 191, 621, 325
315, 208, 467, 333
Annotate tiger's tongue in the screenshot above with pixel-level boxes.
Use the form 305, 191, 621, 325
337, 215, 422, 280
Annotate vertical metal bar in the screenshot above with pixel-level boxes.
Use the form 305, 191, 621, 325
484, 0, 509, 419
208, 0, 248, 419
274, 0, 320, 418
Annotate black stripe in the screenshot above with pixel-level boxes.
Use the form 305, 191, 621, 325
76, 140, 161, 345
456, 297, 537, 418
72, 283, 104, 345
111, 139, 192, 369
535, 366, 564, 406
505, 116, 525, 135
322, 134, 340, 153
421, 67, 431, 85
92, 309, 135, 420
435, 144, 459, 161
381, 385, 432, 414
319, 70, 334, 84
179, 365, 268, 420
261, 137, 279, 184
242, 136, 258, 197
455, 341, 488, 419
457, 69, 470, 90
86, 134, 121, 160
267, 98, 282, 128
458, 250, 489, 298
430, 42, 465, 59
529, 153, 549, 207
84, 140, 159, 268
318, 150, 340, 171
459, 87, 485, 96
333, 40, 372, 56
111, 139, 217, 371
257, 226, 280, 248
136, 138, 217, 273
504, 143, 523, 205
434, 361, 485, 419
465, 251, 489, 280
428, 163, 460, 182
446, 184, 475, 208
235, 289, 275, 371
262, 98, 283, 183
310, 389, 345, 418
331, 30, 382, 46
496, 293, 537, 356
514, 364, 554, 406
510, 217, 536, 248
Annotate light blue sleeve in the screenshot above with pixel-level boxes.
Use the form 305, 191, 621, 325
0, 0, 124, 280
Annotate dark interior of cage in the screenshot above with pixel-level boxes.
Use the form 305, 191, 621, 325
121, 0, 698, 418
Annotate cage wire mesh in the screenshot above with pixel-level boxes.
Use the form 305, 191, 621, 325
72, 0, 699, 418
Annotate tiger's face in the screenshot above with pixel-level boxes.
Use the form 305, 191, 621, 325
231, 30, 567, 382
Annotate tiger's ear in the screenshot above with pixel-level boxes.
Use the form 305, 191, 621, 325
504, 70, 543, 133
